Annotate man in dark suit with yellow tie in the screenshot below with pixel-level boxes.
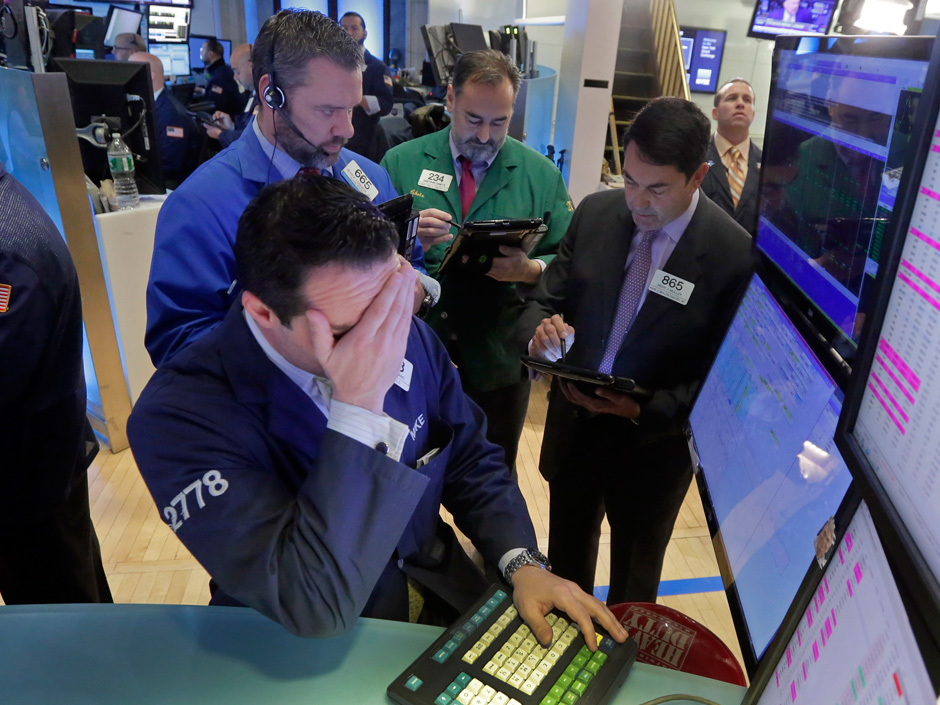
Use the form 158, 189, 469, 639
517, 97, 753, 604
701, 78, 762, 235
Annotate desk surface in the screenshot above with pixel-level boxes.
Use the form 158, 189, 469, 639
0, 604, 747, 705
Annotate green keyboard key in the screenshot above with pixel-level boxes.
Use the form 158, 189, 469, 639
585, 660, 602, 675
540, 697, 558, 705
446, 682, 462, 697
570, 679, 587, 696
479, 606, 492, 618
572, 653, 588, 668
432, 649, 450, 663
434, 695, 452, 705
549, 684, 566, 700
590, 651, 608, 666
561, 691, 580, 704
564, 664, 579, 679
452, 632, 467, 643
444, 640, 459, 653
557, 674, 573, 688
578, 645, 592, 658
456, 673, 471, 687
405, 675, 423, 691
576, 670, 593, 685
494, 590, 508, 602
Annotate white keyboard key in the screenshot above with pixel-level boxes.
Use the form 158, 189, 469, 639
467, 678, 483, 695
480, 685, 497, 702
456, 689, 474, 705
520, 679, 538, 696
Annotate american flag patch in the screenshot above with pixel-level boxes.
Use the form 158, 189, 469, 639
167, 126, 185, 138
0, 283, 10, 313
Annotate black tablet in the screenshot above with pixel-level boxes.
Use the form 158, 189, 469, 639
520, 355, 652, 399
438, 218, 547, 275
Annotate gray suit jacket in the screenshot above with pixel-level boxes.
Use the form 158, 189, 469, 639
701, 136, 762, 235
516, 189, 753, 479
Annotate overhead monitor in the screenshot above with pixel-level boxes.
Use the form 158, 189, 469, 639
689, 273, 853, 672
748, 0, 838, 39
742, 500, 939, 704
836, 35, 940, 644
148, 4, 189, 44
52, 58, 165, 195
189, 35, 232, 71
149, 42, 191, 77
678, 26, 726, 94
139, 0, 191, 6
757, 36, 933, 375
103, 6, 143, 48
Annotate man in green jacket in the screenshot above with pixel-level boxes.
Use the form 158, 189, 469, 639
381, 49, 573, 473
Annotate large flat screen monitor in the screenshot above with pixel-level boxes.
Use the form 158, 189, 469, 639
689, 273, 853, 672
52, 58, 165, 195
150, 42, 191, 77
679, 26, 726, 94
757, 36, 933, 373
189, 35, 231, 72
748, 0, 838, 39
148, 4, 189, 44
103, 6, 143, 49
836, 35, 940, 644
742, 499, 939, 703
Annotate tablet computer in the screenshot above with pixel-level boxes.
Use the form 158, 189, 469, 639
378, 193, 419, 260
520, 355, 652, 399
438, 218, 547, 276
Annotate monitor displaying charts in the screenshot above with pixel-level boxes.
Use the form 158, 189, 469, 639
746, 500, 936, 705
148, 4, 189, 43
149, 42, 190, 77
689, 273, 853, 670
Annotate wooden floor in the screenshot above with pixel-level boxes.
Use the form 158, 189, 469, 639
7, 377, 745, 674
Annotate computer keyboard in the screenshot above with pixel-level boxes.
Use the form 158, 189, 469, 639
388, 584, 638, 705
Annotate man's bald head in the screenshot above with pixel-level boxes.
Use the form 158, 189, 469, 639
230, 43, 254, 91
130, 52, 165, 95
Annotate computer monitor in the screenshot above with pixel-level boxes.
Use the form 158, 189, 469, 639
150, 42, 191, 77
103, 6, 143, 49
757, 36, 933, 374
147, 4, 189, 44
678, 27, 726, 94
189, 35, 231, 72
45, 9, 77, 65
835, 34, 940, 645
748, 0, 838, 39
74, 13, 105, 59
742, 499, 939, 704
449, 23, 488, 54
689, 273, 853, 672
52, 58, 165, 195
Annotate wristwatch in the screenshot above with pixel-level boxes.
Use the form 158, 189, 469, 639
417, 288, 434, 319
503, 548, 552, 585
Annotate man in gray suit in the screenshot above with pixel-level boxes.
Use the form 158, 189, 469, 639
517, 97, 753, 604
701, 78, 762, 235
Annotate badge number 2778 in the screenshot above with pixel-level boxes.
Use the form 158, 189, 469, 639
163, 469, 230, 532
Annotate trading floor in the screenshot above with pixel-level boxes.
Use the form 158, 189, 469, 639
3, 377, 746, 676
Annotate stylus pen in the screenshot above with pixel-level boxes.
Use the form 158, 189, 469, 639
559, 314, 567, 362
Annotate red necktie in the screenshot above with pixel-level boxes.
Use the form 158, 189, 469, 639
297, 166, 320, 176
458, 156, 476, 221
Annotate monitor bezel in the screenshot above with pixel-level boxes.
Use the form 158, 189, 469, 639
746, 0, 837, 40
102, 5, 144, 50
754, 34, 935, 386
833, 33, 940, 648
147, 3, 190, 45
148, 41, 192, 77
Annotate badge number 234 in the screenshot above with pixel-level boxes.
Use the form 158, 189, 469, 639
163, 470, 229, 532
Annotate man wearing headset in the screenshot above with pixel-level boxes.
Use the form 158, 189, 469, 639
145, 10, 438, 367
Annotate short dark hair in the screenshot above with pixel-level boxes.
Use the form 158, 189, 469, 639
451, 49, 522, 97
340, 11, 365, 30
623, 97, 710, 181
252, 10, 364, 97
235, 175, 398, 324
713, 78, 754, 108
203, 38, 224, 60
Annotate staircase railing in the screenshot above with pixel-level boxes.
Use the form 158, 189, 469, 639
649, 0, 690, 100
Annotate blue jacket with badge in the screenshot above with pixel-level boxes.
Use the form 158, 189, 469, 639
145, 126, 417, 367
128, 303, 536, 636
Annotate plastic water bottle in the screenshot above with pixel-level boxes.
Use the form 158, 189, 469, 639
107, 132, 139, 210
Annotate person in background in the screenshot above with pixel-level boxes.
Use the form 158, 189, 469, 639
517, 97, 753, 605
204, 43, 258, 149
0, 162, 112, 605
145, 10, 436, 368
701, 78, 762, 235
381, 49, 573, 475
130, 174, 627, 646
339, 11, 393, 160
131, 52, 203, 188
199, 38, 246, 117
110, 33, 146, 62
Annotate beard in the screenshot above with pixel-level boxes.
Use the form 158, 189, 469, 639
455, 133, 505, 163
275, 113, 347, 169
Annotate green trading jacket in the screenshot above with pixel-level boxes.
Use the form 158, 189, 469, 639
382, 127, 574, 391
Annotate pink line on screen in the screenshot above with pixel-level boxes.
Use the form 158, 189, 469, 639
803, 663, 807, 681
832, 608, 837, 628
933, 145, 940, 154
821, 628, 826, 647
791, 682, 797, 702
847, 578, 854, 597
839, 547, 844, 564
846, 532, 853, 551
878, 339, 921, 392
813, 642, 820, 661
898, 272, 940, 316
798, 628, 802, 646
935, 129, 940, 138
825, 617, 832, 638
901, 259, 940, 297
871, 372, 909, 423
824, 577, 829, 594
807, 609, 813, 628
922, 186, 940, 203
869, 382, 907, 435
787, 648, 792, 666
855, 562, 863, 584
875, 354, 915, 405
910, 226, 940, 254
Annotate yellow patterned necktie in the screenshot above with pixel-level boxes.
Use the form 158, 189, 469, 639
728, 147, 746, 209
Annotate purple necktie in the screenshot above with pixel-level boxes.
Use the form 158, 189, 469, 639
598, 229, 659, 374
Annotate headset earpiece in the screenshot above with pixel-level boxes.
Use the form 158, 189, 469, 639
263, 79, 285, 110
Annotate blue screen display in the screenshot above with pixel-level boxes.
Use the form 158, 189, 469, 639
679, 27, 726, 94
